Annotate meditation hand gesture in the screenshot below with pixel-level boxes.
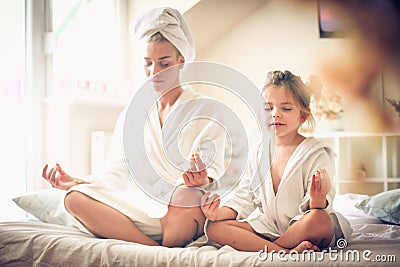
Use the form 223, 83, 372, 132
309, 169, 331, 209
182, 153, 209, 187
42, 163, 81, 190
201, 192, 220, 221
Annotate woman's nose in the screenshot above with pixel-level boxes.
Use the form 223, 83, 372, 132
150, 64, 161, 77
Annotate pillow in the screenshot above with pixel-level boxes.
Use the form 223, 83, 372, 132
12, 188, 76, 227
355, 189, 400, 225
333, 193, 369, 216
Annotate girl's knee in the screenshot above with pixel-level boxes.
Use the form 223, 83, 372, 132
308, 209, 331, 221
305, 209, 333, 232
207, 220, 225, 240
206, 221, 217, 239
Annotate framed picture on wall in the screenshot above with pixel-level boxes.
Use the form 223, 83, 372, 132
318, 0, 349, 38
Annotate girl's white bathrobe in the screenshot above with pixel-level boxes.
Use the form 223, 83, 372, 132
223, 137, 352, 243
68, 87, 226, 239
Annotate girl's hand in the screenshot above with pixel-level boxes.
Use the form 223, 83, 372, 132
42, 163, 80, 190
182, 153, 209, 187
309, 169, 331, 209
201, 192, 220, 221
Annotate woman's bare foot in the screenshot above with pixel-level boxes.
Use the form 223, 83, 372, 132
290, 241, 319, 253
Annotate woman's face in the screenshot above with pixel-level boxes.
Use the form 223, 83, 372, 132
262, 86, 305, 138
143, 41, 185, 94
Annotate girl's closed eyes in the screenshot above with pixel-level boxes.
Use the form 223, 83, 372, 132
264, 104, 294, 112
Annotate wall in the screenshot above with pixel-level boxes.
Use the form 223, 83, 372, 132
127, 0, 400, 130
41, 0, 398, 189
195, 0, 340, 87
68, 103, 122, 176
126, 0, 349, 87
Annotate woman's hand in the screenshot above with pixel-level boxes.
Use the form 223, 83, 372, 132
182, 153, 209, 187
42, 163, 81, 190
309, 168, 331, 209
201, 192, 220, 221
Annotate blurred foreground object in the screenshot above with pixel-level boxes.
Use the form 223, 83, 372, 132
316, 0, 400, 132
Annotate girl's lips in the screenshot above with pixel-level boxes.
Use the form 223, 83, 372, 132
270, 122, 284, 126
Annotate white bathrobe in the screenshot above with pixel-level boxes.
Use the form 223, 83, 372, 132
69, 87, 226, 238
223, 137, 352, 243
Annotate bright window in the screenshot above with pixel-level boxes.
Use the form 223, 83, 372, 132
53, 0, 120, 98
0, 0, 27, 220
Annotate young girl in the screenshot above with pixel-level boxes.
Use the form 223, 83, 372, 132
201, 70, 352, 253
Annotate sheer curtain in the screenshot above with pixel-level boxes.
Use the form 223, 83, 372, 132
0, 0, 125, 220
53, 0, 120, 92
0, 0, 27, 220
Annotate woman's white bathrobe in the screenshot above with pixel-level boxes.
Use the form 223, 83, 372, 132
68, 87, 226, 239
223, 137, 352, 244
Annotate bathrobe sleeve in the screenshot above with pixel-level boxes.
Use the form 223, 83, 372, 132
296, 145, 353, 240
298, 147, 336, 214
172, 115, 225, 191
223, 157, 258, 220
223, 177, 256, 219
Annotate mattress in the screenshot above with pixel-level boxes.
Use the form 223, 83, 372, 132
1, 194, 399, 267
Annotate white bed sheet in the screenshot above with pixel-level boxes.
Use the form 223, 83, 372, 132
1, 193, 399, 267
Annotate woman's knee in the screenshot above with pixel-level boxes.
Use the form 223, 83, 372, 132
169, 186, 203, 207
64, 191, 87, 215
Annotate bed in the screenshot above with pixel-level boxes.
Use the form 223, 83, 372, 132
1, 190, 399, 267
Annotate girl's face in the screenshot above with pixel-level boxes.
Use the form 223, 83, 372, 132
142, 41, 185, 94
262, 86, 306, 137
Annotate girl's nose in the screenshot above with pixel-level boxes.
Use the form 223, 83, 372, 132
271, 109, 280, 118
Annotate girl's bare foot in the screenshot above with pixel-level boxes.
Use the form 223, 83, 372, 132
291, 241, 319, 253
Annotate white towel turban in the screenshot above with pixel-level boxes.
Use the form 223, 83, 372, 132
131, 7, 195, 62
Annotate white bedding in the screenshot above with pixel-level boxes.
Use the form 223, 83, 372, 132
1, 194, 399, 267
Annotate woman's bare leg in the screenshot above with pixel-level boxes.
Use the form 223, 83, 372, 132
64, 191, 158, 246
273, 209, 334, 249
207, 220, 317, 252
160, 187, 205, 247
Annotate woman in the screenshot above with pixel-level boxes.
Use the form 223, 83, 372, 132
42, 7, 226, 247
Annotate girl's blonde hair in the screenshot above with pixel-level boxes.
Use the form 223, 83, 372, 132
262, 70, 315, 133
